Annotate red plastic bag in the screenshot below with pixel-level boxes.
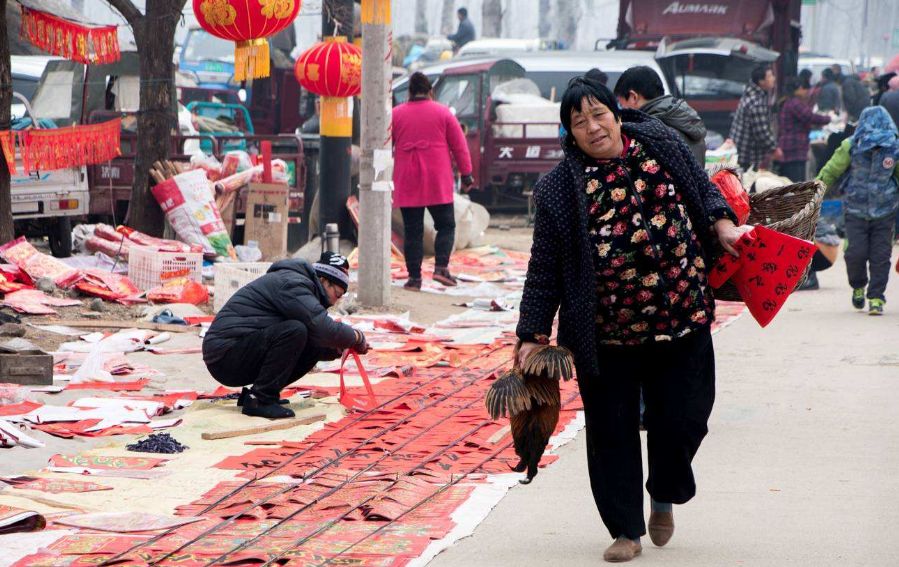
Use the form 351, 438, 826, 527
146, 280, 209, 305
339, 350, 378, 412
709, 226, 815, 327
711, 169, 751, 226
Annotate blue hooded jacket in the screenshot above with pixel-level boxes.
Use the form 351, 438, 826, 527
818, 106, 899, 220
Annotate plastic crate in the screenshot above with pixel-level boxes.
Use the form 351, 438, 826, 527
214, 262, 272, 312
127, 246, 204, 291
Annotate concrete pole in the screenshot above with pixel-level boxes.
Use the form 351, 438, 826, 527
357, 0, 393, 307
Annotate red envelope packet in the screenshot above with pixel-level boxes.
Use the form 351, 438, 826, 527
710, 226, 815, 327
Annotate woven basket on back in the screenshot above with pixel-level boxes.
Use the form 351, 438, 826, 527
714, 180, 826, 302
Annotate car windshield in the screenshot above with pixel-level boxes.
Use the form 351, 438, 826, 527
665, 54, 759, 99
183, 30, 234, 63
525, 71, 623, 101
435, 75, 478, 117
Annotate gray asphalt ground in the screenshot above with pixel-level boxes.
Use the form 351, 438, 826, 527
430, 249, 899, 567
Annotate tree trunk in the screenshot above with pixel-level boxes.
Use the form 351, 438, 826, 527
481, 0, 503, 38
555, 0, 581, 48
538, 0, 551, 39
440, 0, 455, 35
414, 0, 428, 34
107, 0, 185, 237
0, 0, 13, 243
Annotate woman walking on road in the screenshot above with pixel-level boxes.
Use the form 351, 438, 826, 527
817, 106, 899, 315
392, 72, 474, 290
516, 77, 749, 563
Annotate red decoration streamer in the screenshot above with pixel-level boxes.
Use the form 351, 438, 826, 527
4, 119, 122, 175
19, 6, 120, 64
0, 131, 15, 175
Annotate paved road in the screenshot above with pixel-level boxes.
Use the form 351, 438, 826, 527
430, 251, 899, 566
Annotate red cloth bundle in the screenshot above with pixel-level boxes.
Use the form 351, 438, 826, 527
146, 280, 209, 305
709, 226, 815, 327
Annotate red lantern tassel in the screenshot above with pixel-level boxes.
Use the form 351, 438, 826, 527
234, 39, 270, 82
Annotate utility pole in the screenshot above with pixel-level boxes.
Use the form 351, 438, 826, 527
358, 0, 392, 307
320, 0, 355, 240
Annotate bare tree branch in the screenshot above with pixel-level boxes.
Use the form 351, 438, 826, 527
105, 0, 142, 25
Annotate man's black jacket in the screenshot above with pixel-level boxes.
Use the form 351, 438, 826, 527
516, 109, 735, 379
203, 259, 356, 365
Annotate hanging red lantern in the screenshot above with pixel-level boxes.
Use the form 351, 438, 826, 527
294, 37, 363, 98
193, 0, 301, 81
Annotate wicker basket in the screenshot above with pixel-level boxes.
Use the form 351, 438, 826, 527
714, 180, 826, 302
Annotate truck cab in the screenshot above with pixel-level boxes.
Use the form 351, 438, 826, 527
9, 56, 88, 257
178, 28, 238, 92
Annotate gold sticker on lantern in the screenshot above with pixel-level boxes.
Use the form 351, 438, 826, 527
259, 0, 295, 19
340, 52, 362, 90
200, 0, 237, 26
306, 63, 320, 82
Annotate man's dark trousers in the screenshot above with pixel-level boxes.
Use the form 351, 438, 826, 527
578, 326, 716, 539
207, 320, 326, 402
844, 214, 895, 301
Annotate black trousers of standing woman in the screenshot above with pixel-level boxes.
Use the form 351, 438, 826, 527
578, 326, 716, 539
401, 203, 456, 279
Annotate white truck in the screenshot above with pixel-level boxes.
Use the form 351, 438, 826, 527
9, 56, 88, 257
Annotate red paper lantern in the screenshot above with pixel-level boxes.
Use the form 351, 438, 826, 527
294, 37, 363, 98
193, 0, 301, 81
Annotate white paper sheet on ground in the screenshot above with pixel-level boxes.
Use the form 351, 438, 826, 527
29, 385, 65, 393
0, 419, 44, 448
60, 329, 149, 353
6, 404, 154, 433
70, 340, 113, 383
419, 281, 511, 298
0, 529, 75, 567
46, 467, 171, 479
71, 398, 164, 415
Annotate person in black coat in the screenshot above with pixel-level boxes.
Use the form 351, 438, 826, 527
515, 77, 748, 562
203, 252, 369, 419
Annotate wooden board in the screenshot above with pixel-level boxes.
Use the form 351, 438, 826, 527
41, 320, 196, 333
244, 183, 289, 260
201, 413, 326, 440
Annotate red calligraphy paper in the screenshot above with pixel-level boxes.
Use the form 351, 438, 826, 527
710, 226, 815, 327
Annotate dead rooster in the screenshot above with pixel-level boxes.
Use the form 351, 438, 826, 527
485, 344, 575, 483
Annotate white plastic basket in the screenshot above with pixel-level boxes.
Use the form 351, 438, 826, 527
127, 246, 204, 291
213, 262, 272, 312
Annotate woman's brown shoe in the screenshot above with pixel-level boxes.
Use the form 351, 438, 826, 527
648, 510, 674, 547
603, 537, 642, 563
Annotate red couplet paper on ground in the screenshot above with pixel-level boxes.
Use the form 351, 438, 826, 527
339, 350, 379, 412
709, 226, 815, 327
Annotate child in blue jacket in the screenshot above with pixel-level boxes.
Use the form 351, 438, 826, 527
817, 106, 899, 315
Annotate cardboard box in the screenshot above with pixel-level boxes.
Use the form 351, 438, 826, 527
244, 183, 289, 260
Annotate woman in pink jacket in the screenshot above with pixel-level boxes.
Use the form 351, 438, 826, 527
392, 73, 474, 289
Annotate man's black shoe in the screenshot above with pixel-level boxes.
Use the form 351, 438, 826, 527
237, 387, 289, 407
241, 394, 296, 419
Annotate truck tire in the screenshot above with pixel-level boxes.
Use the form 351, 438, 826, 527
49, 217, 73, 258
